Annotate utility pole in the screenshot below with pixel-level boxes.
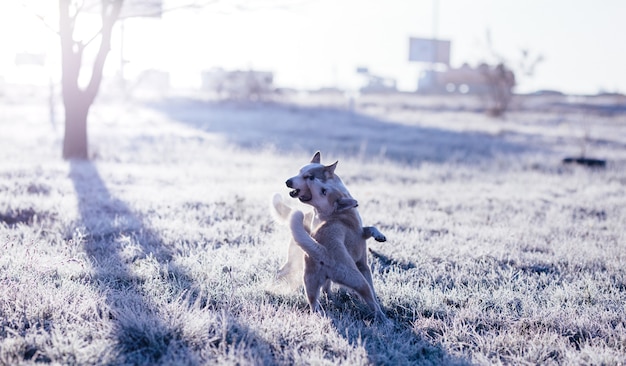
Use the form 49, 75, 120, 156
119, 19, 126, 89
431, 0, 439, 68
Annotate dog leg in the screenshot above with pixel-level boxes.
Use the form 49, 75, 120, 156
321, 278, 332, 298
303, 270, 326, 314
355, 258, 377, 298
354, 281, 386, 321
363, 226, 386, 242
276, 209, 315, 289
276, 239, 305, 289
335, 268, 387, 322
321, 279, 331, 294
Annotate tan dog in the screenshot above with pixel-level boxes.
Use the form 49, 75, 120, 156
274, 151, 385, 288
285, 152, 385, 242
289, 179, 387, 321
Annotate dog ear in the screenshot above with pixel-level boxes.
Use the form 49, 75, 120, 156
324, 161, 338, 177
311, 151, 321, 164
335, 198, 358, 212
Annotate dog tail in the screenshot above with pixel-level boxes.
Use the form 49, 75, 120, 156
271, 193, 292, 223
289, 210, 326, 259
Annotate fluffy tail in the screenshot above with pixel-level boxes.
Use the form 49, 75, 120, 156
271, 193, 293, 223
289, 211, 326, 259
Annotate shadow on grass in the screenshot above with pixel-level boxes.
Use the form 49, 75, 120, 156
68, 160, 276, 364
304, 248, 468, 364
149, 98, 538, 165
68, 160, 470, 364
369, 248, 417, 273
322, 293, 470, 365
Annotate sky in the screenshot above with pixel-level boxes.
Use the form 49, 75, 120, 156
1, 0, 625, 95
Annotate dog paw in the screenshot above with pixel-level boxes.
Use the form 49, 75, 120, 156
374, 233, 387, 242
364, 227, 387, 242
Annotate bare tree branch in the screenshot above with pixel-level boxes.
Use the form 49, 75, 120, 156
20, 1, 60, 35
85, 0, 123, 101
82, 31, 103, 49
59, 0, 84, 114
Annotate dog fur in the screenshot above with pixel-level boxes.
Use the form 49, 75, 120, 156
274, 152, 385, 288
289, 179, 386, 321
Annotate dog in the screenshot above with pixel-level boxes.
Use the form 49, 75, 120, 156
274, 151, 385, 288
289, 178, 387, 321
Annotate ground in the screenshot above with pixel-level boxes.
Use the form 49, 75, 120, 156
1, 90, 625, 365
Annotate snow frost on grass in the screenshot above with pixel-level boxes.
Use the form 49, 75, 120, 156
1, 94, 625, 364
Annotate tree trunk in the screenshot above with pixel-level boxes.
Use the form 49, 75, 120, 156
62, 91, 90, 159
58, 0, 123, 160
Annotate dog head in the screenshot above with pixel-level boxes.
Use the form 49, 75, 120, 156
285, 151, 338, 203
303, 178, 358, 217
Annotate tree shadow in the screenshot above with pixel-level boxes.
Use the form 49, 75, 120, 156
68, 160, 469, 363
149, 98, 541, 165
68, 160, 275, 364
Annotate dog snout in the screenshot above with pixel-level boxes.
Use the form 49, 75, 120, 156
286, 179, 294, 188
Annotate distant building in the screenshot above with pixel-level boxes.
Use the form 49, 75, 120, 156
418, 63, 515, 95
356, 67, 397, 93
201, 68, 274, 100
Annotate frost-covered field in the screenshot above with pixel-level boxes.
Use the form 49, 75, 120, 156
1, 92, 625, 365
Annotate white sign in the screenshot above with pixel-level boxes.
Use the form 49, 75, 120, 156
409, 37, 451, 65
82, 0, 163, 18
121, 0, 163, 18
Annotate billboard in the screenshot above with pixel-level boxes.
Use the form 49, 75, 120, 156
121, 0, 163, 18
82, 0, 163, 18
409, 37, 451, 65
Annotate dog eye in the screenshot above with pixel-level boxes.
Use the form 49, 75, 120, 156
321, 188, 327, 196
308, 176, 315, 181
